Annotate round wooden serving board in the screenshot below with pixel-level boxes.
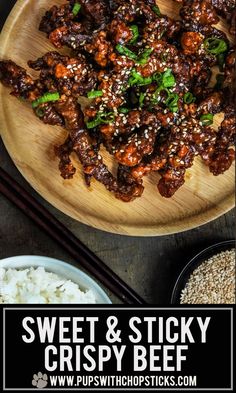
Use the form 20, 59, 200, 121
0, 0, 235, 236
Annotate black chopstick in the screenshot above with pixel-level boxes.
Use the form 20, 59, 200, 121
0, 167, 146, 304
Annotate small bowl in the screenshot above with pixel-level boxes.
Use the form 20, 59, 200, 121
171, 240, 235, 304
0, 255, 111, 304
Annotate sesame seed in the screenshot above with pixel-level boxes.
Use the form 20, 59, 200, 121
180, 250, 235, 304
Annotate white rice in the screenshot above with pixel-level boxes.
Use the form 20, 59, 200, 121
0, 267, 97, 304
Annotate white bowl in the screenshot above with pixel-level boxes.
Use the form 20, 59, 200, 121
0, 255, 111, 304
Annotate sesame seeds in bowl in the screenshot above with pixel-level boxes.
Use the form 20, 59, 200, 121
171, 240, 235, 304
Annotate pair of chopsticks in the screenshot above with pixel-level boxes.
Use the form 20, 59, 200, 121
0, 167, 146, 304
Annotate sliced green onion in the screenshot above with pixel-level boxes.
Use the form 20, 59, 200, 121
171, 106, 178, 113
128, 70, 152, 86
162, 69, 175, 88
153, 72, 163, 85
151, 90, 161, 103
87, 90, 103, 99
159, 29, 166, 39
86, 118, 103, 129
204, 37, 228, 55
165, 93, 179, 112
200, 113, 214, 126
116, 44, 154, 65
152, 5, 161, 16
150, 98, 159, 107
99, 112, 115, 123
138, 76, 152, 86
152, 86, 163, 100
165, 93, 178, 106
116, 44, 138, 60
130, 25, 139, 44
35, 108, 45, 117
32, 92, 60, 108
152, 86, 168, 101
217, 53, 225, 72
139, 92, 145, 107
183, 92, 196, 104
128, 70, 141, 86
118, 107, 129, 114
214, 74, 225, 90
86, 112, 115, 129
152, 70, 175, 103
72, 2, 81, 16
152, 69, 175, 89
137, 48, 153, 65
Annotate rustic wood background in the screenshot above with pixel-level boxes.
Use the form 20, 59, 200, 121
0, 0, 235, 303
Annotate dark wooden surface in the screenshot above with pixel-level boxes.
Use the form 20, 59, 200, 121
0, 0, 235, 304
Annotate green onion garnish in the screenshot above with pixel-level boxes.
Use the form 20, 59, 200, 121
153, 72, 163, 85
162, 69, 176, 88
116, 44, 138, 61
165, 93, 179, 112
183, 92, 196, 104
72, 2, 81, 16
32, 92, 60, 108
128, 69, 152, 86
35, 108, 45, 117
204, 37, 228, 55
159, 29, 166, 39
153, 69, 175, 88
128, 70, 143, 86
152, 68, 178, 101
118, 107, 129, 114
138, 77, 153, 86
152, 5, 161, 16
139, 92, 145, 107
152, 86, 163, 101
130, 25, 139, 44
214, 74, 225, 90
200, 113, 214, 126
169, 105, 179, 113
99, 112, 115, 123
86, 118, 103, 129
87, 90, 103, 99
86, 112, 115, 129
116, 44, 153, 65
137, 47, 153, 65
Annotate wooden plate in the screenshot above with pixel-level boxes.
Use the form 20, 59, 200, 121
0, 0, 235, 236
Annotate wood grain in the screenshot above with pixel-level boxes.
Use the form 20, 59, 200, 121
0, 0, 235, 236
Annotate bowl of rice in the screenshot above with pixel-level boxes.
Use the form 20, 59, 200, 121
0, 255, 111, 304
171, 240, 235, 304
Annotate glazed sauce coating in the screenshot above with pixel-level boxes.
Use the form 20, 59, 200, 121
0, 0, 235, 201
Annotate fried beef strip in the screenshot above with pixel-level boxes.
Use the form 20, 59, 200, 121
223, 48, 236, 104
39, 0, 110, 35
176, 0, 236, 35
28, 51, 98, 96
207, 105, 236, 175
55, 136, 77, 179
0, 60, 39, 100
0, 60, 65, 126
39, 2, 75, 35
180, 0, 220, 25
0, 59, 143, 201
55, 97, 143, 201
